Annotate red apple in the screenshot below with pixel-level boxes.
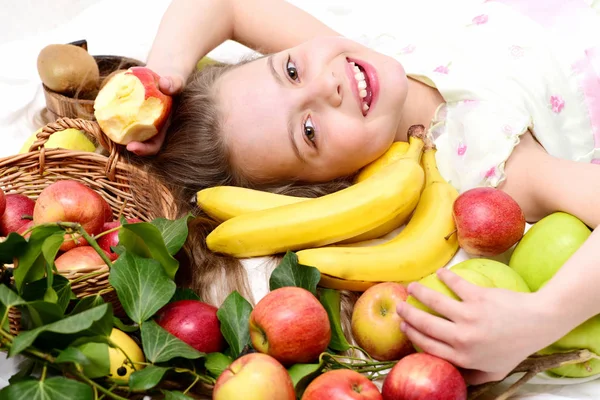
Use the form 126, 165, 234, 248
54, 246, 110, 272
453, 187, 525, 256
97, 218, 142, 261
154, 299, 226, 353
0, 194, 36, 236
94, 67, 173, 145
213, 353, 295, 400
16, 220, 35, 239
381, 353, 467, 400
102, 198, 113, 222
33, 180, 107, 251
249, 287, 331, 366
301, 369, 382, 400
352, 282, 414, 361
0, 188, 5, 217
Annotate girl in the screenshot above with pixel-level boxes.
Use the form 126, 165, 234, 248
131, 0, 600, 386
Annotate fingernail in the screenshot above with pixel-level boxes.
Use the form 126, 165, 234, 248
396, 303, 403, 314
406, 282, 415, 294
159, 76, 170, 90
400, 321, 407, 332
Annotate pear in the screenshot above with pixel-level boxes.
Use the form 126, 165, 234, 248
20, 128, 96, 154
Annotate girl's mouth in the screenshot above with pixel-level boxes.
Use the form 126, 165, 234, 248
346, 58, 377, 117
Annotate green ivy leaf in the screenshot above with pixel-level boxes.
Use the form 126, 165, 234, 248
10, 304, 112, 357
55, 343, 110, 379
216, 291, 253, 359
169, 288, 201, 303
108, 250, 176, 325
140, 320, 204, 364
113, 317, 139, 333
21, 301, 63, 329
318, 289, 351, 352
204, 352, 233, 378
22, 275, 73, 313
288, 362, 324, 398
0, 376, 93, 400
0, 232, 28, 264
40, 233, 63, 272
162, 391, 195, 400
0, 284, 27, 308
150, 213, 194, 255
269, 251, 321, 296
119, 222, 179, 279
69, 295, 105, 315
129, 365, 170, 391
13, 226, 63, 292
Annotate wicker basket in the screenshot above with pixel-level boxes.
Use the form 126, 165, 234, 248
0, 118, 174, 334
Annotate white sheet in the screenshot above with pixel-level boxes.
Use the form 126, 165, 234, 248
1, 1, 599, 398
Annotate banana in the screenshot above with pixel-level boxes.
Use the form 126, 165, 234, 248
295, 143, 459, 288
197, 142, 411, 242
206, 126, 427, 257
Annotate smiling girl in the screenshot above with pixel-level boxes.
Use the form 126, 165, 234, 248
131, 0, 600, 386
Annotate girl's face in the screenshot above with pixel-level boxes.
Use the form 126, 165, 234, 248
218, 36, 409, 183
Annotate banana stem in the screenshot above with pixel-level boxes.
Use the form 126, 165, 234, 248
444, 229, 457, 240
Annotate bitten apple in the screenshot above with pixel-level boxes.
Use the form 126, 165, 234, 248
33, 180, 107, 251
97, 218, 142, 261
154, 299, 226, 353
352, 282, 414, 361
249, 287, 331, 365
0, 194, 36, 236
213, 353, 295, 400
55, 246, 110, 272
382, 353, 467, 400
301, 369, 382, 400
94, 67, 173, 145
453, 187, 525, 256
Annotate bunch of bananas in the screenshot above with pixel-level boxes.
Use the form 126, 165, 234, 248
197, 125, 459, 291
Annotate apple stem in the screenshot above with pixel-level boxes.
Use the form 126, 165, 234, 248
93, 225, 122, 240
444, 229, 457, 241
21, 214, 33, 221
468, 349, 598, 400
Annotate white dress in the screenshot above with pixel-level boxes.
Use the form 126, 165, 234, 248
358, 0, 600, 192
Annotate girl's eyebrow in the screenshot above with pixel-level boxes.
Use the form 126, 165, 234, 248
267, 54, 305, 163
267, 55, 284, 86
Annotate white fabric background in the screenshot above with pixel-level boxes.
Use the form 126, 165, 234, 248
1, 1, 599, 398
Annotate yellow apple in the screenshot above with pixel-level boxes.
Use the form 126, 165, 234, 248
107, 328, 145, 382
213, 353, 295, 400
406, 269, 494, 317
509, 212, 591, 291
20, 128, 96, 154
351, 282, 415, 361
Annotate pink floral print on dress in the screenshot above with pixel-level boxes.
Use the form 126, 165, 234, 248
472, 14, 489, 25
434, 65, 450, 74
509, 45, 525, 59
484, 166, 496, 179
550, 95, 565, 113
400, 44, 416, 54
457, 142, 467, 156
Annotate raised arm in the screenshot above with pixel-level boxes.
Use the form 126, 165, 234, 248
146, 0, 339, 92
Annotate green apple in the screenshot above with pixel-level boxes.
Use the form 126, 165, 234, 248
351, 282, 415, 361
509, 212, 591, 291
196, 56, 219, 71
406, 269, 494, 317
538, 315, 600, 378
20, 128, 96, 154
451, 258, 530, 293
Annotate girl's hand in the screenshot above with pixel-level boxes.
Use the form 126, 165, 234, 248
396, 268, 565, 385
125, 73, 184, 156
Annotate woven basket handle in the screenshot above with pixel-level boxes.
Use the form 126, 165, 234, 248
34, 118, 121, 180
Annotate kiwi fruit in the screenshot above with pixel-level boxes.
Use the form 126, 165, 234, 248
37, 44, 100, 96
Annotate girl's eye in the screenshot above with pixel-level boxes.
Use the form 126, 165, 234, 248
286, 57, 299, 81
304, 117, 316, 142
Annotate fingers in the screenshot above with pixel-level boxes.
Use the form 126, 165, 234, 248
158, 75, 184, 95
406, 281, 463, 320
437, 268, 482, 301
400, 321, 455, 361
126, 127, 167, 156
396, 300, 456, 344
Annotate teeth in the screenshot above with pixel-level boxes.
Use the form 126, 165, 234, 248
349, 61, 370, 111
363, 103, 369, 112
359, 89, 367, 98
357, 80, 367, 90
354, 66, 361, 73
355, 72, 365, 80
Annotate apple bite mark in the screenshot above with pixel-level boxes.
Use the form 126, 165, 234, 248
94, 67, 172, 145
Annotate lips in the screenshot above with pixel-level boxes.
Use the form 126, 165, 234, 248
346, 57, 379, 117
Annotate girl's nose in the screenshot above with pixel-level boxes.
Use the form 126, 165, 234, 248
305, 71, 342, 108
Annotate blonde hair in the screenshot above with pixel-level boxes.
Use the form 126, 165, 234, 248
136, 61, 358, 324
